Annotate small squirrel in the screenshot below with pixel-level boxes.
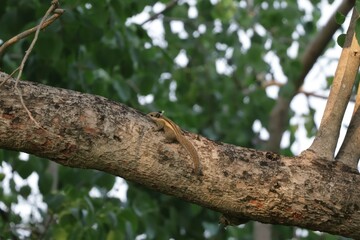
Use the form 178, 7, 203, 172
147, 111, 201, 175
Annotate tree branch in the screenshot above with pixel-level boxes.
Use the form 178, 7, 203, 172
267, 0, 355, 153
141, 0, 179, 26
305, 8, 360, 161
0, 8, 64, 57
336, 82, 360, 166
0, 74, 359, 238
246, 80, 335, 101
1, 1, 64, 129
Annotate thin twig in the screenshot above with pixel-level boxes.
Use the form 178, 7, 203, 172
0, 67, 19, 88
258, 80, 337, 101
14, 0, 60, 128
0, 9, 64, 57
141, 0, 179, 26
300, 89, 331, 101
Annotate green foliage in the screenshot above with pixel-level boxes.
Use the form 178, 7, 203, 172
335, 11, 346, 25
337, 33, 346, 48
356, 0, 360, 14
0, 0, 344, 239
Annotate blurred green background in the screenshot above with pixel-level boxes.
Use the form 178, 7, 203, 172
0, 0, 351, 239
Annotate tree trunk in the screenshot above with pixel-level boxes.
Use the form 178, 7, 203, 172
0, 73, 359, 238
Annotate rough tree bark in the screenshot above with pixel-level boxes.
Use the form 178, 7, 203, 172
0, 74, 359, 238
261, 2, 355, 237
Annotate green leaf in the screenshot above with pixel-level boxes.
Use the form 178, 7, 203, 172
83, 196, 95, 216
112, 77, 131, 102
38, 172, 53, 195
1, 192, 18, 206
106, 211, 119, 228
44, 193, 66, 213
106, 230, 123, 240
59, 211, 78, 227
92, 171, 116, 191
326, 76, 334, 87
335, 11, 346, 25
13, 160, 33, 179
337, 33, 346, 48
119, 209, 138, 234
19, 185, 31, 198
53, 228, 68, 240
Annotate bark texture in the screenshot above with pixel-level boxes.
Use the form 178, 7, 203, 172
0, 74, 360, 238
307, 8, 360, 161
336, 48, 360, 165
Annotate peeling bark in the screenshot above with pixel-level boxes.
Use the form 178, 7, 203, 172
0, 74, 359, 238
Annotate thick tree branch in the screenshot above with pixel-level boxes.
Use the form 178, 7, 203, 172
267, 0, 355, 152
0, 74, 359, 238
306, 8, 360, 160
336, 83, 360, 166
1, 1, 64, 129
